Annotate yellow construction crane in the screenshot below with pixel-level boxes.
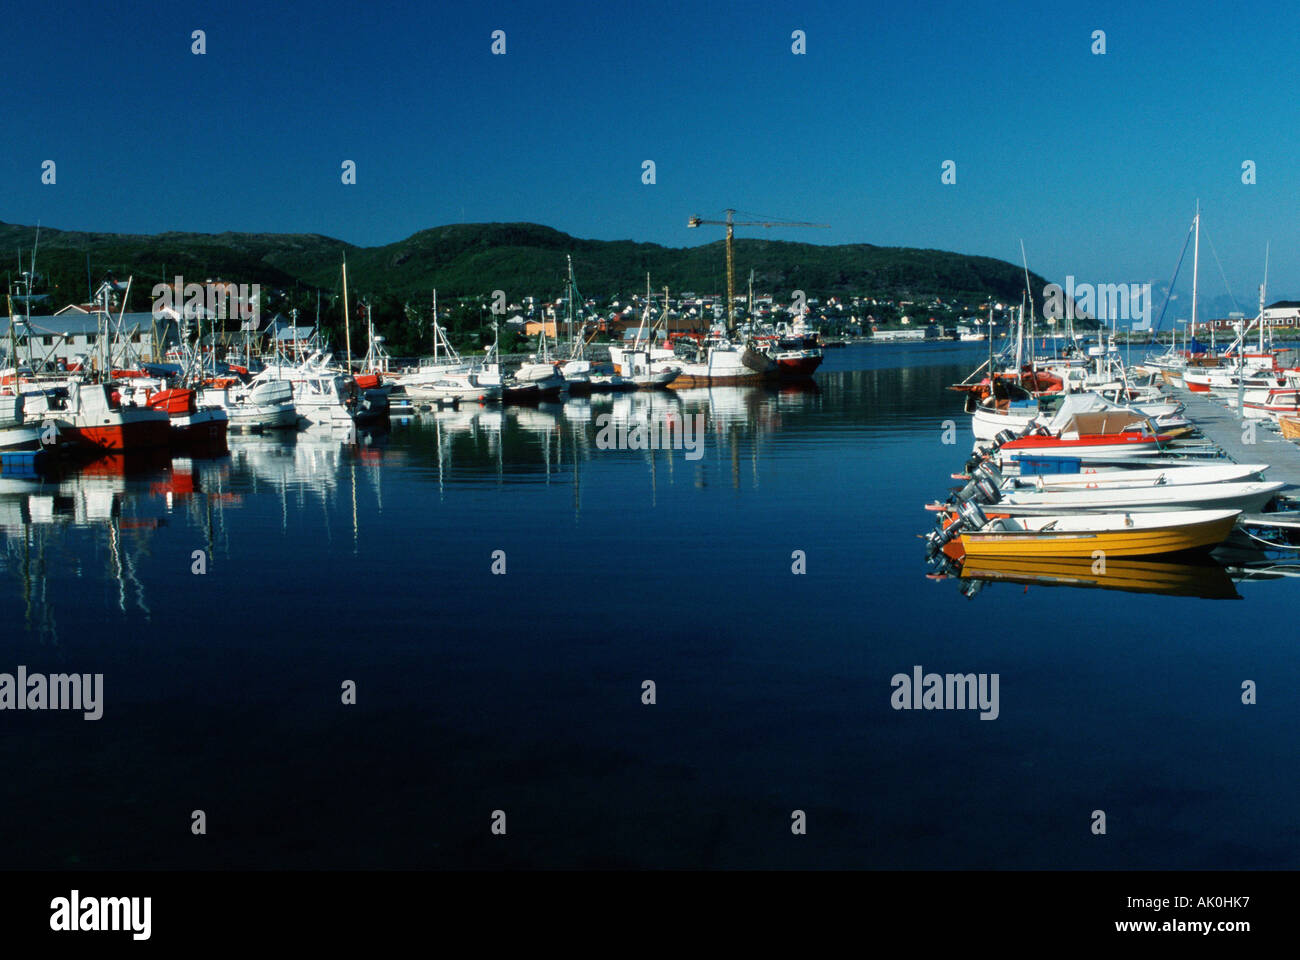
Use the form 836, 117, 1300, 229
687, 209, 828, 334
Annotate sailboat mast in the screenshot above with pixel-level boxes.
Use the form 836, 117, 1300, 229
1261, 242, 1269, 354
342, 256, 352, 372
566, 255, 574, 352
1190, 202, 1200, 345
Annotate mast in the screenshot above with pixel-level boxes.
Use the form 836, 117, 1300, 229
1014, 302, 1023, 371
342, 255, 352, 373
565, 255, 575, 354
725, 209, 735, 336
7, 291, 17, 388
1190, 201, 1200, 345
1261, 242, 1269, 354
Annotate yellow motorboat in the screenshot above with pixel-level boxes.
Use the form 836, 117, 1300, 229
960, 509, 1241, 559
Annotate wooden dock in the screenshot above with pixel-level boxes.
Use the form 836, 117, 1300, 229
1169, 385, 1300, 487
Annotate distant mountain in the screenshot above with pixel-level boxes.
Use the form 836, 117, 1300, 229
0, 220, 1052, 307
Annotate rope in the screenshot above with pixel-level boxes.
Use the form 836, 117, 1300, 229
1203, 228, 1241, 316
1151, 221, 1194, 339
1236, 525, 1300, 550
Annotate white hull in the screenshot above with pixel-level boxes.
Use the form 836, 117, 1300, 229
228, 403, 299, 431
971, 405, 1039, 441
0, 423, 40, 451
1009, 463, 1268, 490
993, 480, 1284, 516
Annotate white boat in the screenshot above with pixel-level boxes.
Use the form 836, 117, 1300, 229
200, 379, 298, 432
586, 364, 636, 391
663, 335, 775, 387
404, 374, 501, 405
248, 352, 377, 427
0, 394, 41, 450
986, 480, 1284, 516
392, 294, 476, 387
996, 462, 1269, 490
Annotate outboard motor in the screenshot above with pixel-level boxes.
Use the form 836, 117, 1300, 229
925, 518, 964, 557
994, 429, 1016, 446
974, 476, 1001, 504
975, 461, 1004, 488
959, 499, 988, 529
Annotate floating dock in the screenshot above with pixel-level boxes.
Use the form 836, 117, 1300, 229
1169, 385, 1300, 488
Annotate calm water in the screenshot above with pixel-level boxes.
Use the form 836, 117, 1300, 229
1, 342, 1295, 869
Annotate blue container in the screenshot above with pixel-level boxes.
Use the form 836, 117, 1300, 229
1013, 455, 1081, 476
0, 449, 47, 477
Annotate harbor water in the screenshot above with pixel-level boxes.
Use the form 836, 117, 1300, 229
0, 342, 1294, 869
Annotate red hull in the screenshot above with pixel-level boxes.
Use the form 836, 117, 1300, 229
776, 355, 824, 378
1002, 433, 1169, 453
65, 419, 172, 452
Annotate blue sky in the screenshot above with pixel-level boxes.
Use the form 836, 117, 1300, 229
3, 0, 1299, 306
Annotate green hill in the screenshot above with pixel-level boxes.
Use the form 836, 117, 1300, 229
0, 219, 1058, 352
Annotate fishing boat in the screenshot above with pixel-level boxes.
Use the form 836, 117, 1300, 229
763, 342, 824, 379
200, 379, 298, 432
959, 508, 1241, 559
248, 352, 380, 426
665, 334, 776, 387
54, 381, 171, 452
554, 255, 596, 394
145, 387, 229, 447
610, 281, 683, 388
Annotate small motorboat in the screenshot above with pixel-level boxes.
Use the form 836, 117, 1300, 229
405, 375, 501, 406
958, 508, 1241, 559
981, 480, 1284, 516
973, 460, 1271, 492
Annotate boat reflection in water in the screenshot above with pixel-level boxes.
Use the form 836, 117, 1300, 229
949, 555, 1241, 600
0, 448, 240, 640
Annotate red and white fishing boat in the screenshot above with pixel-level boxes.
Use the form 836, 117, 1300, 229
56, 381, 171, 452
752, 335, 824, 379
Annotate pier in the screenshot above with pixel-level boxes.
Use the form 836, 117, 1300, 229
1169, 385, 1300, 488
